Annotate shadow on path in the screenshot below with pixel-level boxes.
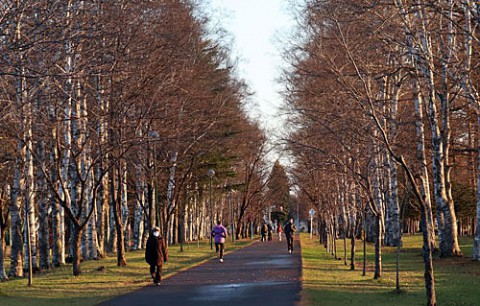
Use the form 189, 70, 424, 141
98, 237, 302, 306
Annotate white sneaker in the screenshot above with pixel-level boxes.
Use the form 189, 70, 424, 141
289, 250, 292, 254
219, 258, 224, 263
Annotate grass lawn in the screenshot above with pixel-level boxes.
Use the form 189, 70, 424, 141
0, 239, 252, 306
300, 233, 480, 306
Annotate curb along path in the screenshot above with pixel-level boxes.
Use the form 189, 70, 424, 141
98, 237, 302, 306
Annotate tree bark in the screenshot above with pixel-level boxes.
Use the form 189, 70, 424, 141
112, 165, 127, 267
416, 0, 461, 258
71, 226, 82, 276
37, 141, 51, 270
9, 146, 24, 277
373, 214, 383, 279
474, 116, 480, 260
50, 120, 65, 267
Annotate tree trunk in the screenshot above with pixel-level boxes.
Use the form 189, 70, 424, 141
373, 214, 382, 279
474, 116, 480, 260
412, 75, 437, 250
121, 160, 129, 252
88, 196, 98, 260
133, 194, 145, 250
9, 0, 26, 279
178, 204, 186, 250
420, 197, 436, 306
36, 140, 50, 271
371, 144, 383, 279
108, 200, 117, 253
165, 151, 178, 239
96, 171, 108, 258
349, 196, 356, 271
9, 154, 24, 277
362, 215, 366, 277
71, 226, 82, 276
95, 73, 109, 258
460, 0, 480, 260
112, 166, 126, 267
38, 191, 50, 270
24, 133, 38, 273
440, 0, 459, 256
147, 182, 155, 231
50, 121, 65, 267
385, 153, 401, 247
415, 1, 460, 258
350, 229, 356, 271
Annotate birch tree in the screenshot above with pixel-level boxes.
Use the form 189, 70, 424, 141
459, 0, 480, 260
395, 0, 461, 257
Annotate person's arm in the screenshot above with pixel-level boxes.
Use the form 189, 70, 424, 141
145, 239, 152, 263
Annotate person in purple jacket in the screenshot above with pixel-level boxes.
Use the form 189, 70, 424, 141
212, 220, 228, 263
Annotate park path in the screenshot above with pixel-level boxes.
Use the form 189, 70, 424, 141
98, 236, 302, 306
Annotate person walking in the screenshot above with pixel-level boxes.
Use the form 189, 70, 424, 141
260, 222, 268, 242
267, 223, 273, 241
277, 221, 283, 241
212, 220, 227, 262
145, 227, 168, 285
284, 218, 297, 254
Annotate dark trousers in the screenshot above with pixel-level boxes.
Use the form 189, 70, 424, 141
286, 235, 294, 252
215, 242, 225, 259
150, 264, 163, 284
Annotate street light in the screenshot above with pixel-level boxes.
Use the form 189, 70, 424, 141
207, 169, 215, 250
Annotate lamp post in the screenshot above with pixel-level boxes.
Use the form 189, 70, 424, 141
207, 169, 215, 250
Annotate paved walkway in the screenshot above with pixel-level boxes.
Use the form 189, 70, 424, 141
98, 236, 302, 306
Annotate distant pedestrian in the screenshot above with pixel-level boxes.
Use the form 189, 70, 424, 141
267, 223, 273, 241
284, 218, 297, 254
145, 227, 168, 285
212, 220, 227, 262
277, 222, 283, 241
261, 222, 268, 242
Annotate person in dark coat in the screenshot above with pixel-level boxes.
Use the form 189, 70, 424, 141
145, 226, 168, 285
284, 218, 297, 254
267, 223, 273, 241
260, 222, 268, 242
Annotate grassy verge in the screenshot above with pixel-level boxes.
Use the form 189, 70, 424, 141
300, 233, 479, 306
0, 239, 252, 306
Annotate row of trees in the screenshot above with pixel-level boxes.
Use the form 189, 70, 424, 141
283, 1, 480, 305
0, 0, 286, 280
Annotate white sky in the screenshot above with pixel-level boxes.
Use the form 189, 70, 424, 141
206, 0, 296, 132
